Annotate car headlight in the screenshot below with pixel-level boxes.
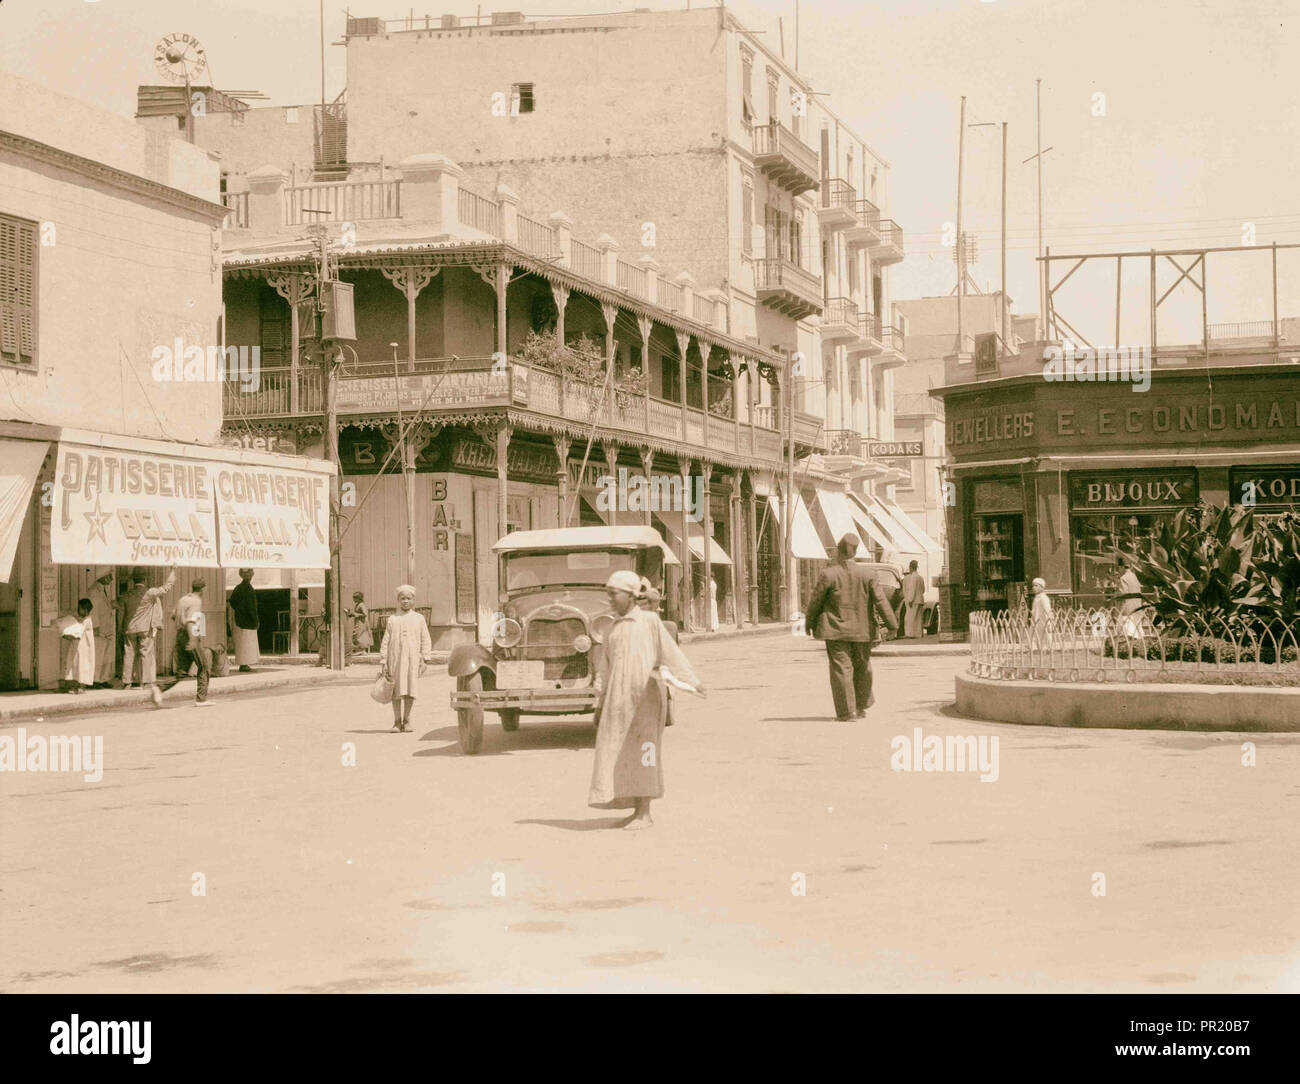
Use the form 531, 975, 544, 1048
573, 634, 592, 653
590, 614, 615, 644
493, 617, 522, 648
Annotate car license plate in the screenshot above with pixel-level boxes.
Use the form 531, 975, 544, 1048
496, 660, 547, 689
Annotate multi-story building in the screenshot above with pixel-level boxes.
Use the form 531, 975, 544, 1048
185, 6, 939, 634
0, 70, 334, 689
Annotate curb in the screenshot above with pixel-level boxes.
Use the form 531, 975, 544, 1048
679, 623, 790, 645
874, 642, 971, 657
955, 670, 1300, 731
0, 667, 368, 726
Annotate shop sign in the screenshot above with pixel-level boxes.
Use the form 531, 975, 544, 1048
336, 369, 510, 414
221, 431, 297, 455
214, 462, 330, 569
947, 409, 1036, 449
1229, 467, 1300, 507
52, 443, 220, 566
51, 443, 332, 568
972, 478, 1024, 514
867, 440, 922, 458
1069, 469, 1197, 511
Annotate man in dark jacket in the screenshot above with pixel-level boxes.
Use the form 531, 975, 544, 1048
804, 534, 898, 720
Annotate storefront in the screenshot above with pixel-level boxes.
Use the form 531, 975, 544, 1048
936, 362, 1300, 625
0, 424, 334, 689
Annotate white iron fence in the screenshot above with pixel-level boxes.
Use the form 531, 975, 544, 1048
969, 605, 1300, 686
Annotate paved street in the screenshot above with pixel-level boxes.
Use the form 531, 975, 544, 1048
3, 633, 1299, 993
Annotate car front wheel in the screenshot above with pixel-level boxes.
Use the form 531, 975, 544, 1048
456, 672, 485, 754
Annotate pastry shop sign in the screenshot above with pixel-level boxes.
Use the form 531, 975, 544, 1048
1069, 470, 1198, 511
51, 443, 331, 568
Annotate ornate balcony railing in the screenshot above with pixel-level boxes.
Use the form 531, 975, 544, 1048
657, 278, 683, 312
845, 199, 881, 246
616, 259, 648, 299
874, 219, 905, 263
693, 293, 719, 328
754, 257, 823, 319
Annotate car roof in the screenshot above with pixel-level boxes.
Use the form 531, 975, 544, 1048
493, 525, 674, 555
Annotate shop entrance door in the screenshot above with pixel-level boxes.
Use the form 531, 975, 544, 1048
972, 513, 1024, 615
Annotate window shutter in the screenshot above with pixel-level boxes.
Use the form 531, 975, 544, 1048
741, 186, 753, 255
0, 216, 37, 365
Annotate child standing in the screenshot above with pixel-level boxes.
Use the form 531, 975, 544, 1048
58, 598, 95, 694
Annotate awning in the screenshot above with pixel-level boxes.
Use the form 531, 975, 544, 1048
0, 439, 48, 582
876, 495, 943, 555
223, 567, 327, 590
768, 493, 826, 561
815, 490, 868, 557
844, 492, 894, 552
656, 517, 732, 566
50, 430, 334, 569
852, 493, 923, 556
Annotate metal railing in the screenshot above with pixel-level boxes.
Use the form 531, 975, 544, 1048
859, 312, 880, 340
457, 187, 502, 235
1207, 319, 1277, 341
876, 219, 904, 251
284, 179, 401, 224
221, 191, 249, 230
824, 297, 859, 327
751, 120, 819, 180
879, 324, 906, 353
969, 605, 1300, 686
852, 198, 880, 229
517, 214, 555, 258
754, 257, 822, 301
570, 238, 604, 281
819, 178, 857, 212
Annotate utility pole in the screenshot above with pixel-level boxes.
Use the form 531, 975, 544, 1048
1002, 120, 1008, 352
956, 96, 965, 352
1021, 82, 1054, 337
391, 341, 416, 587
309, 225, 346, 670
781, 357, 795, 622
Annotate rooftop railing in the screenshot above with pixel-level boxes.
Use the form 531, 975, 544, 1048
284, 179, 401, 225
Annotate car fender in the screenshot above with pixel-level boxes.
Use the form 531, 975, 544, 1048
448, 643, 496, 679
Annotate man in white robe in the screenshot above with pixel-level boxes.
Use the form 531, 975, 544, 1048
902, 560, 926, 639
589, 569, 704, 830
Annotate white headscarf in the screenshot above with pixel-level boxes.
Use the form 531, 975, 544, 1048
605, 570, 642, 596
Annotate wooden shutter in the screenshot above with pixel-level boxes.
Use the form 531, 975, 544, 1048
0, 215, 37, 366
741, 185, 753, 255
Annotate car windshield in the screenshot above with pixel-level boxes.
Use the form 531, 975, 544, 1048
503, 550, 639, 592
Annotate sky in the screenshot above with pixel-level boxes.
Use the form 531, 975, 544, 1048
3, 0, 1297, 345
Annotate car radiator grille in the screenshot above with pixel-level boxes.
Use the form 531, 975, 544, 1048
522, 617, 589, 680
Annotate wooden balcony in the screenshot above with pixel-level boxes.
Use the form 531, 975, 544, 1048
844, 199, 881, 248
222, 357, 785, 464
817, 179, 858, 229
752, 121, 820, 197
221, 191, 249, 230
283, 179, 401, 225
873, 219, 905, 264
820, 297, 861, 342
754, 257, 823, 320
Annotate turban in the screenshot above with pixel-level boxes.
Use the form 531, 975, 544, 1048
396, 584, 416, 597
605, 570, 642, 596
1032, 577, 1046, 590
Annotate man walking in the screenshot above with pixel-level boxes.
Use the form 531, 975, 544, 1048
163, 580, 212, 706
118, 568, 176, 695
804, 534, 898, 721
901, 559, 926, 639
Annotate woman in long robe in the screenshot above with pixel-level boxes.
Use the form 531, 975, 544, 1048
379, 584, 432, 732
589, 570, 704, 829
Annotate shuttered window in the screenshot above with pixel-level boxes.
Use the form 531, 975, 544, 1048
0, 214, 37, 367
741, 183, 753, 255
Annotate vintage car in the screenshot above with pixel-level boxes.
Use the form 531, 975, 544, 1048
447, 525, 678, 754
